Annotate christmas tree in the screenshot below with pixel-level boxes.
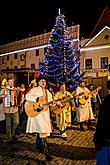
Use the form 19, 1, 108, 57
39, 11, 83, 89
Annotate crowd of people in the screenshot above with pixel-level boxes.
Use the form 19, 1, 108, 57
0, 75, 109, 163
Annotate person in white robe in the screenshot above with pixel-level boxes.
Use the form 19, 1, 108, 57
25, 75, 53, 161
75, 80, 94, 131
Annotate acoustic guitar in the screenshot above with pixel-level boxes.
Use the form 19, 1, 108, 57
78, 86, 101, 105
52, 97, 73, 115
25, 99, 53, 117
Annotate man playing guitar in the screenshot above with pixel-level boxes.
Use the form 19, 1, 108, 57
75, 79, 95, 131
25, 75, 53, 161
53, 82, 74, 140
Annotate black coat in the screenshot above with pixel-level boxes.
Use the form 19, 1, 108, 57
93, 94, 110, 151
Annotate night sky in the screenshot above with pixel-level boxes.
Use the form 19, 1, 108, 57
0, 0, 110, 45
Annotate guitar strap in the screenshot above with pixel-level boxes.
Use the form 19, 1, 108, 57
45, 89, 48, 103
40, 88, 48, 103
45, 89, 53, 130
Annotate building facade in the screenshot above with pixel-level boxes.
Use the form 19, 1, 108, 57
80, 26, 110, 96
0, 25, 80, 86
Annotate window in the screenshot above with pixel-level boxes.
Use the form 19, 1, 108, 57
31, 64, 35, 68
100, 57, 108, 69
104, 35, 109, 40
36, 49, 39, 56
7, 55, 9, 61
14, 53, 17, 59
20, 54, 25, 61
14, 66, 17, 69
85, 59, 92, 69
2, 58, 4, 64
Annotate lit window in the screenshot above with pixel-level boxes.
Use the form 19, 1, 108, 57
100, 57, 108, 69
20, 54, 25, 61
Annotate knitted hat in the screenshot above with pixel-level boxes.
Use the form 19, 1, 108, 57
36, 74, 47, 82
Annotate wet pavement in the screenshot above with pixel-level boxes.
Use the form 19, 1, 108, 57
0, 121, 96, 165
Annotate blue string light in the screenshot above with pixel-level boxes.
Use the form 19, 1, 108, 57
39, 12, 83, 86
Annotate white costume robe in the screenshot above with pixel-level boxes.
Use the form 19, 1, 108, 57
25, 86, 52, 137
75, 86, 94, 122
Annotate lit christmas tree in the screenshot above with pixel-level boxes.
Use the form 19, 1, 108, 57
39, 10, 83, 89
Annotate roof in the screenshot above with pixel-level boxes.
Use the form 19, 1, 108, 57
90, 6, 110, 38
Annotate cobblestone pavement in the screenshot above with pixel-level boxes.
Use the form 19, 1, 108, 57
0, 122, 96, 165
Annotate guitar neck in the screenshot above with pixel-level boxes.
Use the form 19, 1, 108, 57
42, 100, 53, 106
75, 92, 84, 98
60, 97, 72, 104
75, 87, 101, 98
90, 87, 101, 95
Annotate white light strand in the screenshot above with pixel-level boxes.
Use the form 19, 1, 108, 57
0, 38, 79, 57
58, 8, 60, 15
0, 44, 48, 57
80, 44, 110, 52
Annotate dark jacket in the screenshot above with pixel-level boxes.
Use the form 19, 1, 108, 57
93, 94, 110, 151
